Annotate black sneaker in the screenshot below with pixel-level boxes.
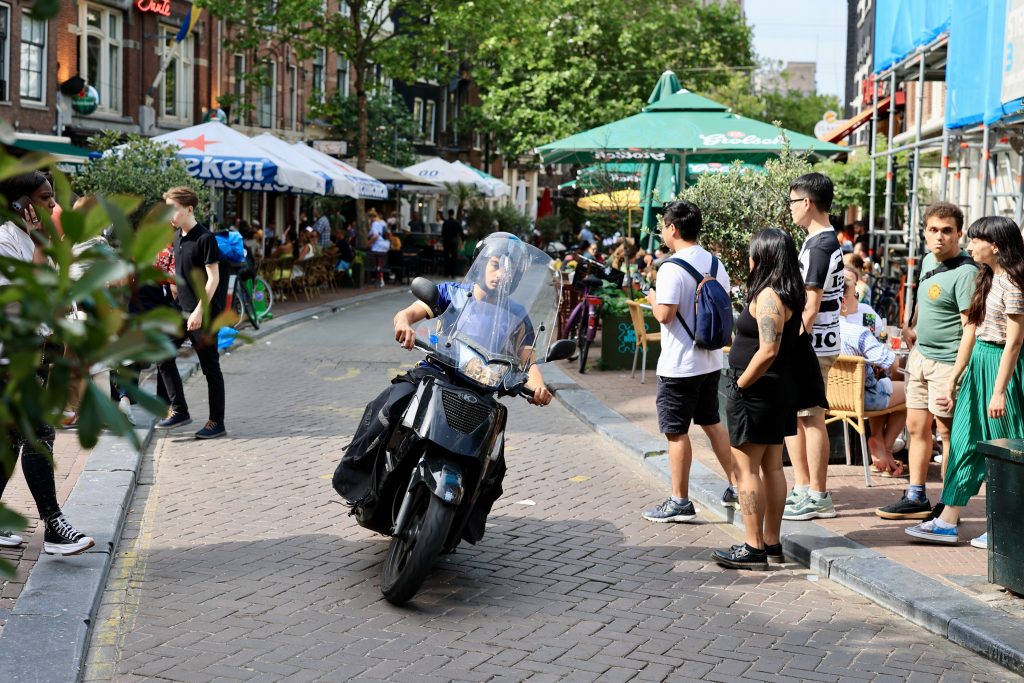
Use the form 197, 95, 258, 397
195, 421, 226, 440
0, 530, 24, 547
155, 411, 192, 430
714, 544, 769, 571
721, 487, 739, 509
875, 491, 931, 520
43, 514, 95, 556
732, 542, 783, 564
924, 502, 945, 522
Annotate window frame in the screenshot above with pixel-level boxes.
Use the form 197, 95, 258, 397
412, 97, 423, 142
79, 3, 123, 114
312, 48, 325, 103
232, 53, 245, 124
19, 9, 46, 104
288, 64, 298, 131
157, 25, 193, 124
336, 57, 348, 98
258, 60, 276, 128
0, 3, 9, 102
424, 99, 436, 144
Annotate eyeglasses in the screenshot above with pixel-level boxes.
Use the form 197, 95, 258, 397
788, 197, 807, 204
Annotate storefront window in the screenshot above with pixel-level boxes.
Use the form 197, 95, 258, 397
80, 4, 122, 113
19, 11, 45, 103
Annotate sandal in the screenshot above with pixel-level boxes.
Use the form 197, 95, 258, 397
881, 461, 908, 478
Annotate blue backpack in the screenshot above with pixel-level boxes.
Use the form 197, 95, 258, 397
663, 256, 733, 350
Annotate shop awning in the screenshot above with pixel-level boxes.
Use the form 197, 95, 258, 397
823, 97, 892, 144
343, 158, 442, 192
7, 134, 92, 172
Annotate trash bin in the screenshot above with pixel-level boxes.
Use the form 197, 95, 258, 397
599, 311, 659, 371
979, 439, 1024, 594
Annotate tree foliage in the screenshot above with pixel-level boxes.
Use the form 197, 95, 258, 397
309, 93, 418, 168
74, 132, 210, 226
469, 0, 754, 158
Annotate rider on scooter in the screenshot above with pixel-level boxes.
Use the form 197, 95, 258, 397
334, 233, 552, 531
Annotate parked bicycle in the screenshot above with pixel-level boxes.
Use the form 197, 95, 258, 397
224, 261, 274, 330
562, 273, 604, 373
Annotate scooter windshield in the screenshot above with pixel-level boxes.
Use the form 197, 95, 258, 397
412, 236, 562, 376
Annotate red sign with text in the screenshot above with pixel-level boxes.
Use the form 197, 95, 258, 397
135, 0, 171, 16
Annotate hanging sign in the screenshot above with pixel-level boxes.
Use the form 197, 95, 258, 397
71, 85, 99, 116
135, 0, 171, 16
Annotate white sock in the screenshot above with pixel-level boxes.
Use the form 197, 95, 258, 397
809, 490, 827, 500
933, 518, 956, 530
794, 485, 809, 496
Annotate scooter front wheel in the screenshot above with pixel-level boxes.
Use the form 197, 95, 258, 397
381, 485, 455, 605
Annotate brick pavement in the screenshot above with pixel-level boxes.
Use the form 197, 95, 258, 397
81, 295, 1017, 681
572, 336, 1021, 617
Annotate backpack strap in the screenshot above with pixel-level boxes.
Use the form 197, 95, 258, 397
920, 254, 975, 283
662, 256, 711, 340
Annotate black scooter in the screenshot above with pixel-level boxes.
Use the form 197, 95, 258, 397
356, 278, 575, 605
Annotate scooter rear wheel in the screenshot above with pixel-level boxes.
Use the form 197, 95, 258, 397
381, 485, 455, 605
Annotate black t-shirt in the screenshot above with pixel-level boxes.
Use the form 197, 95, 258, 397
174, 223, 228, 318
442, 218, 462, 246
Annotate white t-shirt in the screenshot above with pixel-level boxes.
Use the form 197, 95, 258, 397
369, 220, 390, 253
0, 221, 39, 362
654, 244, 730, 378
843, 301, 885, 339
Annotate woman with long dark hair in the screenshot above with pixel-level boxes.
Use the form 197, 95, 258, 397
714, 228, 806, 570
0, 171, 95, 555
906, 216, 1024, 547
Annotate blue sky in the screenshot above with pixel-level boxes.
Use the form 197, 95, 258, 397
746, 0, 849, 103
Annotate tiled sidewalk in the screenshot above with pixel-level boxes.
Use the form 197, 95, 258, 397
570, 338, 1022, 618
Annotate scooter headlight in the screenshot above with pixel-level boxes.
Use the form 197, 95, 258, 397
461, 356, 506, 387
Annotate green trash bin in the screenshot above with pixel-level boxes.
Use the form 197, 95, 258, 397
979, 439, 1024, 594
599, 311, 659, 371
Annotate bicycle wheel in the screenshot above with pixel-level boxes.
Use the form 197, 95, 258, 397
563, 307, 583, 362
240, 284, 260, 330
251, 276, 274, 318
576, 310, 591, 373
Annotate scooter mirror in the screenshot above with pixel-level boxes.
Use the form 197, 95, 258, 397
544, 339, 577, 363
410, 277, 439, 310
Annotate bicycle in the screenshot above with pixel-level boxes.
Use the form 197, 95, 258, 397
225, 261, 274, 330
561, 272, 604, 373
870, 274, 900, 327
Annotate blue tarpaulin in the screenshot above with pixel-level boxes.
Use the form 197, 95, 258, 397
873, 0, 953, 74
945, 0, 1009, 128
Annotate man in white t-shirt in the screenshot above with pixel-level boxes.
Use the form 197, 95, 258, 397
641, 201, 737, 523
784, 172, 844, 521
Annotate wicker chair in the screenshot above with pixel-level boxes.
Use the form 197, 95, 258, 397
626, 300, 661, 384
824, 354, 907, 487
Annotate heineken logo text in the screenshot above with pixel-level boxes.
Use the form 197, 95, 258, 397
184, 157, 268, 182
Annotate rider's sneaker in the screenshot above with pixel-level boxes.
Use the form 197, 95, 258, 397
783, 493, 837, 520
642, 498, 697, 523
43, 514, 95, 556
0, 530, 24, 547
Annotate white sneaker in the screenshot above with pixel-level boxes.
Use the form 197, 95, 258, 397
0, 530, 24, 547
118, 397, 135, 425
932, 454, 943, 464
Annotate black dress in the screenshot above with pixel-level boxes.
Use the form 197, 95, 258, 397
726, 299, 802, 446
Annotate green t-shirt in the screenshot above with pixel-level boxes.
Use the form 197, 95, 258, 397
915, 251, 977, 363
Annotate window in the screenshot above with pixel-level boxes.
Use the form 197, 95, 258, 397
0, 4, 9, 100
19, 11, 45, 103
312, 48, 325, 102
412, 97, 423, 141
336, 57, 348, 97
158, 26, 193, 122
288, 65, 297, 130
232, 54, 245, 124
424, 100, 436, 144
80, 4, 123, 114
258, 61, 276, 128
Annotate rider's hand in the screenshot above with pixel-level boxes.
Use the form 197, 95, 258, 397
394, 319, 415, 350
528, 384, 552, 406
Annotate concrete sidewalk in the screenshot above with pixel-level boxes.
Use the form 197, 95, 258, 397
0, 285, 394, 683
540, 345, 1024, 676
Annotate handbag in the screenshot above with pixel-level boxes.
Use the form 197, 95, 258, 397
794, 325, 828, 411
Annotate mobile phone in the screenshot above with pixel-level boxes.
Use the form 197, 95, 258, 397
11, 196, 31, 215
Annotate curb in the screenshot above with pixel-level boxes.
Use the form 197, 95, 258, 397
540, 362, 1024, 677
0, 288, 394, 683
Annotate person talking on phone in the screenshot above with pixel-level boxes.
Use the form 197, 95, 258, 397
0, 171, 95, 555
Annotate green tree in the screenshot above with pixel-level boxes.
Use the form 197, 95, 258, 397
470, 0, 754, 158
73, 132, 210, 225
678, 147, 813, 300
310, 93, 418, 167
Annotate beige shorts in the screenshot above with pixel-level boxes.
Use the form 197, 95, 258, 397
796, 353, 837, 417
905, 347, 955, 418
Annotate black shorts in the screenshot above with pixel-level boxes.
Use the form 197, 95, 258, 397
655, 371, 721, 435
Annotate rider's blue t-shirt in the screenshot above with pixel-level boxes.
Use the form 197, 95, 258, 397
431, 282, 536, 351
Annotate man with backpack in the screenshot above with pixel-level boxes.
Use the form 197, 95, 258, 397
641, 201, 738, 522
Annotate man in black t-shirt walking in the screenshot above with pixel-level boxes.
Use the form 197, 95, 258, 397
155, 186, 228, 439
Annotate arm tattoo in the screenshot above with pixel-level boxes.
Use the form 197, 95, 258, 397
759, 316, 780, 344
759, 296, 780, 316
738, 491, 759, 516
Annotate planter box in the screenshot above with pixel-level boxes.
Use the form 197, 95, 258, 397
599, 311, 659, 371
979, 439, 1024, 594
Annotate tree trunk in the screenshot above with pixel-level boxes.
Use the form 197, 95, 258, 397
353, 61, 369, 250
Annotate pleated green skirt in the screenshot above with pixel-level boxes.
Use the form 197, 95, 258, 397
943, 340, 1024, 507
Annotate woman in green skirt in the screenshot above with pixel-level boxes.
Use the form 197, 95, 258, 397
905, 216, 1024, 547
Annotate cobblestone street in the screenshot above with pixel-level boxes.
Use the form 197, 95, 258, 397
83, 292, 1017, 682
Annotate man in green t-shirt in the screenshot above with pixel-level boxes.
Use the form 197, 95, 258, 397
876, 202, 976, 520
